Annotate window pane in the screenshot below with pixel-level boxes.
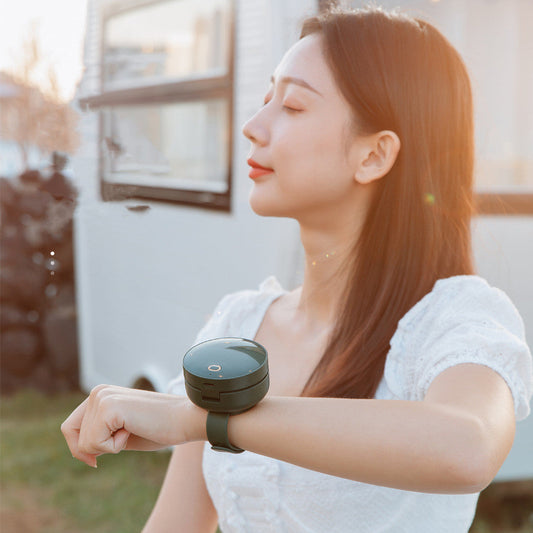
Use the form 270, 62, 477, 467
102, 99, 229, 192
104, 0, 231, 89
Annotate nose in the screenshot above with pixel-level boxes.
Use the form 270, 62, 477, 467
242, 107, 269, 146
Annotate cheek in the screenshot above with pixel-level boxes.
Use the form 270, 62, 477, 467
276, 124, 352, 192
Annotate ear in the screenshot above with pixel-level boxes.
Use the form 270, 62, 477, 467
354, 130, 401, 185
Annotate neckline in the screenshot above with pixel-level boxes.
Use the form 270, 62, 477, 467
250, 281, 288, 341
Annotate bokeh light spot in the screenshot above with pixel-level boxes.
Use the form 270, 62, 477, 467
424, 193, 436, 205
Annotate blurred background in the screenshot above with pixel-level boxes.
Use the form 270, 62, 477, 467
1, 0, 532, 531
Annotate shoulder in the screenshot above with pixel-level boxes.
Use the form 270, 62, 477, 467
213, 275, 288, 317
394, 275, 525, 338
168, 276, 287, 395
385, 275, 533, 419
194, 275, 287, 342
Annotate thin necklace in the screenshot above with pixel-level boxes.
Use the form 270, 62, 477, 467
310, 250, 337, 267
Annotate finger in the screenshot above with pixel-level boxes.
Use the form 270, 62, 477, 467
79, 430, 130, 457
61, 398, 99, 468
65, 428, 99, 467
96, 428, 131, 455
77, 397, 129, 456
111, 428, 130, 453
61, 399, 87, 455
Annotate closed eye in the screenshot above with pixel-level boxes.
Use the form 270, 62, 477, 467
282, 105, 303, 113
260, 96, 302, 113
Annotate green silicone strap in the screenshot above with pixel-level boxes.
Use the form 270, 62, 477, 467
206, 412, 244, 453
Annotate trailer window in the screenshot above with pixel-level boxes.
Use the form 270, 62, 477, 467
102, 99, 229, 193
88, 0, 233, 209
103, 0, 231, 90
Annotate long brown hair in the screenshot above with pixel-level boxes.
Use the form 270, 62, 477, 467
300, 6, 476, 399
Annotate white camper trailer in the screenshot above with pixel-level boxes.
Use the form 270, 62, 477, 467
72, 0, 532, 481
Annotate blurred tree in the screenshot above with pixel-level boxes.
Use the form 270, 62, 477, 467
0, 24, 79, 170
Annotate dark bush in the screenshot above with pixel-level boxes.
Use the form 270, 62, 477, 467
0, 163, 79, 395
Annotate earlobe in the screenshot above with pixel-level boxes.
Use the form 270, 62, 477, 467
354, 130, 401, 184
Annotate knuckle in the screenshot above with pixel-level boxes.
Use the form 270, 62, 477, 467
90, 384, 119, 406
90, 383, 109, 398
61, 420, 74, 439
98, 392, 118, 415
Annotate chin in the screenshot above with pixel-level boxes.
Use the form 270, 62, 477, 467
249, 201, 283, 218
248, 191, 289, 218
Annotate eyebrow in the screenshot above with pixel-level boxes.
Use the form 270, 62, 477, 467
270, 75, 323, 97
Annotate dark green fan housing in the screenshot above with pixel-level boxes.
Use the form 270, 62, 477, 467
183, 337, 269, 414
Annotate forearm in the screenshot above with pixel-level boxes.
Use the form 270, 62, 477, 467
190, 396, 489, 494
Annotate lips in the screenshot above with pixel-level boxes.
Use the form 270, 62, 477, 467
247, 158, 273, 179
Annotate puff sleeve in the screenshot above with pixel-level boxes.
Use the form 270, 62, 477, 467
385, 276, 533, 420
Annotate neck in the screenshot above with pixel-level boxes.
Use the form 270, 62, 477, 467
294, 220, 361, 330
285, 180, 375, 332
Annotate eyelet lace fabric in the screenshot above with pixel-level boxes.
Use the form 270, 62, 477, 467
385, 275, 532, 420
168, 275, 532, 533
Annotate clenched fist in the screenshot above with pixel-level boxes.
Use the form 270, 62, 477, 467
61, 385, 207, 467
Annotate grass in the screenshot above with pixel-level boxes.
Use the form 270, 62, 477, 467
1, 389, 171, 533
1, 389, 532, 532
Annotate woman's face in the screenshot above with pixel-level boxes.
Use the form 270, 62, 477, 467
242, 33, 368, 224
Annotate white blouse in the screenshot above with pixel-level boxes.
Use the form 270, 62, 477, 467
168, 275, 533, 533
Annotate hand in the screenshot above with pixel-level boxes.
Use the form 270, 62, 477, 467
61, 385, 204, 467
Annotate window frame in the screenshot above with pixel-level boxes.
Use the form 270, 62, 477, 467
80, 0, 235, 211
475, 193, 533, 216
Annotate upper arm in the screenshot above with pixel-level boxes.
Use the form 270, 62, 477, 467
143, 442, 218, 533
424, 363, 516, 484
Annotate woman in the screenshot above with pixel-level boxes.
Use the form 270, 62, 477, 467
62, 6, 533, 532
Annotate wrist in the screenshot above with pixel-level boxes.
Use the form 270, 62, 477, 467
183, 398, 208, 443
